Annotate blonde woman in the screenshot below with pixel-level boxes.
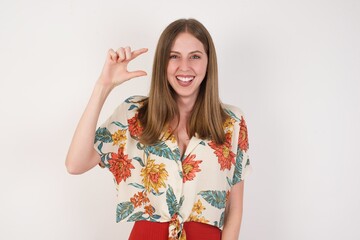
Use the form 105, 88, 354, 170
66, 18, 251, 240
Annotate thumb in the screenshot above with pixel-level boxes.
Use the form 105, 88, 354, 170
127, 70, 147, 79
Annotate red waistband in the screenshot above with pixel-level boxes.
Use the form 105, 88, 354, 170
129, 220, 221, 240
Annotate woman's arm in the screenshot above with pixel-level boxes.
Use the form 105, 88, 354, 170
65, 47, 148, 174
222, 180, 245, 240
65, 83, 111, 174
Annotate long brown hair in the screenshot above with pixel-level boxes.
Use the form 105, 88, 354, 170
138, 18, 228, 145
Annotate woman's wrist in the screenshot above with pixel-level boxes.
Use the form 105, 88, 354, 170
93, 80, 114, 99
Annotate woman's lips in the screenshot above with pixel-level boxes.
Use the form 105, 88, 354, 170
176, 76, 194, 87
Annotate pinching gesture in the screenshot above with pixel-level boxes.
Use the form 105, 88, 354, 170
98, 46, 148, 89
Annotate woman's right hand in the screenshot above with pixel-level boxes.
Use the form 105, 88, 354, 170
97, 47, 148, 89
66, 47, 148, 175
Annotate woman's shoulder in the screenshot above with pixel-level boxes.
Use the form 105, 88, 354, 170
115, 95, 147, 110
110, 95, 147, 118
222, 102, 246, 121
123, 95, 148, 104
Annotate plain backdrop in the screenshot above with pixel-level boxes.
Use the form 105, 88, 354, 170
1, 0, 359, 239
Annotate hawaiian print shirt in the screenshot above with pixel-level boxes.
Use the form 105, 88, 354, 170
94, 96, 252, 240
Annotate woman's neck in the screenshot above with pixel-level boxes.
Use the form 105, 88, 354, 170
176, 95, 196, 118
168, 96, 195, 134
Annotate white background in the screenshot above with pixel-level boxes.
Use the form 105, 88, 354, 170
1, 0, 359, 239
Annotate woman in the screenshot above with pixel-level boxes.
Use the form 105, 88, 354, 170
66, 18, 251, 240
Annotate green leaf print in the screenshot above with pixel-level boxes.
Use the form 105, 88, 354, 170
150, 214, 161, 221
219, 211, 225, 228
112, 121, 127, 128
246, 157, 250, 166
232, 148, 243, 185
173, 148, 181, 161
166, 185, 178, 216
133, 156, 145, 167
145, 142, 179, 160
128, 183, 145, 190
125, 96, 136, 103
151, 189, 164, 196
178, 196, 184, 209
100, 152, 112, 168
178, 171, 183, 179
95, 127, 113, 143
97, 142, 104, 153
116, 201, 134, 222
198, 190, 227, 209
226, 177, 232, 187
137, 142, 145, 150
136, 143, 149, 158
224, 109, 240, 121
127, 211, 147, 222
128, 104, 139, 111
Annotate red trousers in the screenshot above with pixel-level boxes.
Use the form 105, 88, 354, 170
129, 220, 221, 240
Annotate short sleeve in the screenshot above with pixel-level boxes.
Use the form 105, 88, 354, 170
232, 115, 252, 186
93, 99, 130, 169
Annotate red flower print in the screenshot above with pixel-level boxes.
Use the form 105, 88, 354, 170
239, 116, 249, 151
127, 113, 143, 138
144, 205, 154, 216
209, 133, 235, 170
182, 154, 202, 183
108, 147, 135, 184
130, 191, 150, 208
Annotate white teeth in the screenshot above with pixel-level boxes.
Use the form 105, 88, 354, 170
176, 76, 194, 82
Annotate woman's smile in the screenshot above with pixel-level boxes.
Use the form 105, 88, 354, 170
176, 75, 195, 86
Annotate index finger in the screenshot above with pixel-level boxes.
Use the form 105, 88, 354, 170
131, 48, 148, 60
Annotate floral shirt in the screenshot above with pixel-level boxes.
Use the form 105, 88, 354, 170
94, 96, 252, 240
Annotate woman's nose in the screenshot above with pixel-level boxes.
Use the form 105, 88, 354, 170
179, 58, 190, 71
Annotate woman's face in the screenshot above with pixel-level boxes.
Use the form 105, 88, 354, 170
167, 32, 208, 103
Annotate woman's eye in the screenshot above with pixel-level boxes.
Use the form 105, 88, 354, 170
191, 55, 200, 59
169, 55, 178, 59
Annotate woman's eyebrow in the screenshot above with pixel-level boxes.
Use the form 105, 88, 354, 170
170, 50, 204, 55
